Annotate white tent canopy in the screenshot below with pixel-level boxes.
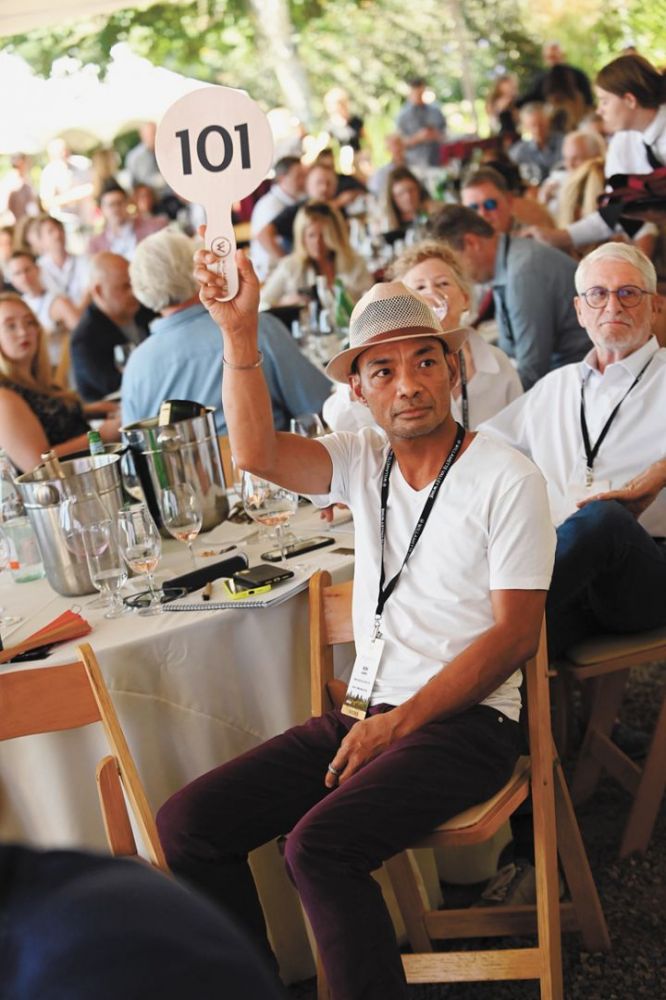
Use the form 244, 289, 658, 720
0, 1, 173, 38
0, 44, 207, 153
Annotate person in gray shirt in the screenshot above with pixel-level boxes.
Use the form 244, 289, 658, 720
429, 205, 589, 389
395, 77, 446, 168
122, 230, 332, 431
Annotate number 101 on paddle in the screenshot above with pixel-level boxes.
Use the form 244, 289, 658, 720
156, 85, 274, 301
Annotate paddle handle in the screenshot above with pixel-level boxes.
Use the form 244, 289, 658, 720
205, 203, 238, 301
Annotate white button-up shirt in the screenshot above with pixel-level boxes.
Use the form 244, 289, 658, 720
38, 252, 90, 305
480, 337, 666, 536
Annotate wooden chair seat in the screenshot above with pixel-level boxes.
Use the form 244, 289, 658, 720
0, 643, 167, 871
555, 628, 666, 858
309, 572, 609, 1000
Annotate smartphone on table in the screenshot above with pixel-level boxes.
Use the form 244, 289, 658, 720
260, 535, 335, 562
232, 563, 295, 588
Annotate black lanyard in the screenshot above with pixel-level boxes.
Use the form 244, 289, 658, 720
374, 422, 465, 635
458, 349, 469, 430
580, 357, 653, 483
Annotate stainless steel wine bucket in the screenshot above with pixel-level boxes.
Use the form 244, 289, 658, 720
121, 408, 229, 537
16, 453, 124, 596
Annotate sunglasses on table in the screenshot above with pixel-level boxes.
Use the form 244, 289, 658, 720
579, 285, 653, 309
466, 197, 499, 212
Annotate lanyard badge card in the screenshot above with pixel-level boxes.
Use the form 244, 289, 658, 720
341, 621, 385, 720
156, 86, 274, 301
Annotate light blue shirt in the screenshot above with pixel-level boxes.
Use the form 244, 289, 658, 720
492, 234, 590, 391
121, 303, 332, 432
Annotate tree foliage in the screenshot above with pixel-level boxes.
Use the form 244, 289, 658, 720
1, 0, 662, 127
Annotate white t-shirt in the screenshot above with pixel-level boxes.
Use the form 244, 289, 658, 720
249, 185, 298, 281
480, 338, 666, 537
311, 430, 555, 720
322, 331, 523, 433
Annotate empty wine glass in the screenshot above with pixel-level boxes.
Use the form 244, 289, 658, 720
241, 472, 298, 562
117, 505, 163, 615
60, 491, 113, 608
84, 520, 128, 619
160, 484, 203, 568
289, 413, 326, 438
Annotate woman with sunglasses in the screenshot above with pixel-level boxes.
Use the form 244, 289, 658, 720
323, 240, 522, 432
259, 201, 371, 309
527, 53, 665, 255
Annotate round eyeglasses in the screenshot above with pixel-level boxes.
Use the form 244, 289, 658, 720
580, 285, 653, 309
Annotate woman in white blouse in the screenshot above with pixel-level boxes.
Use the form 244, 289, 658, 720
323, 240, 523, 432
259, 201, 371, 310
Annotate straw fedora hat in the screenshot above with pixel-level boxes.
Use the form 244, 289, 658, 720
325, 281, 468, 383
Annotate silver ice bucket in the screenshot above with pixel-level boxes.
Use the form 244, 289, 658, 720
16, 453, 125, 596
121, 408, 229, 537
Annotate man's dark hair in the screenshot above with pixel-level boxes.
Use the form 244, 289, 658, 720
407, 77, 426, 88
98, 179, 127, 206
426, 206, 494, 250
274, 156, 302, 179
461, 166, 509, 194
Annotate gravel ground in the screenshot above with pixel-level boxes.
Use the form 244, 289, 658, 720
288, 662, 665, 999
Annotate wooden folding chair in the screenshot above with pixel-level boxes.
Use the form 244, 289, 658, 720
309, 571, 609, 1000
553, 626, 666, 858
0, 642, 167, 871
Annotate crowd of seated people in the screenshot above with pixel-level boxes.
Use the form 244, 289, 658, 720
0, 42, 665, 1000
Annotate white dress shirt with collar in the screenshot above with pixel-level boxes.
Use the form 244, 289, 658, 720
480, 337, 666, 536
567, 103, 666, 247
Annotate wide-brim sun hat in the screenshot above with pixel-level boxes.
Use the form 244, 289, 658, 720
325, 281, 468, 383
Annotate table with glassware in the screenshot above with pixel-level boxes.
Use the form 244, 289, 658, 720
0, 501, 356, 983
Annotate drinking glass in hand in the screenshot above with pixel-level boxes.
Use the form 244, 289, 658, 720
85, 520, 128, 619
117, 505, 163, 615
241, 472, 298, 562
160, 484, 203, 568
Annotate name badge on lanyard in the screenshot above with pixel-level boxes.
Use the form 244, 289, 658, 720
342, 635, 386, 720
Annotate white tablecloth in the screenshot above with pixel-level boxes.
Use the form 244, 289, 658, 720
0, 506, 355, 982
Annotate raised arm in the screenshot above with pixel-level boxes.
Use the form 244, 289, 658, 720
194, 241, 333, 495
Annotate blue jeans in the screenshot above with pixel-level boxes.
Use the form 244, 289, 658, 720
546, 500, 666, 659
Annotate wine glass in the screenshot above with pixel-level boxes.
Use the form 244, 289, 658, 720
289, 413, 326, 438
60, 491, 113, 608
160, 484, 203, 568
117, 505, 163, 615
241, 472, 298, 562
84, 520, 128, 619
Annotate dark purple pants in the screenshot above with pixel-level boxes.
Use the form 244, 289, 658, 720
157, 704, 521, 1000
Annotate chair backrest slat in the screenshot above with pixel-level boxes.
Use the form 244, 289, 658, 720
0, 662, 101, 740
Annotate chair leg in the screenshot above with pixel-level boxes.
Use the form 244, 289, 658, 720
551, 669, 576, 759
553, 758, 610, 953
570, 671, 630, 804
384, 850, 434, 953
619, 689, 666, 858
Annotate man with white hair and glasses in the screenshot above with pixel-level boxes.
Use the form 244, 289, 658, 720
482, 244, 666, 669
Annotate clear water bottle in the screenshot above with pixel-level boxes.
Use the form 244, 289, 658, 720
0, 457, 45, 584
